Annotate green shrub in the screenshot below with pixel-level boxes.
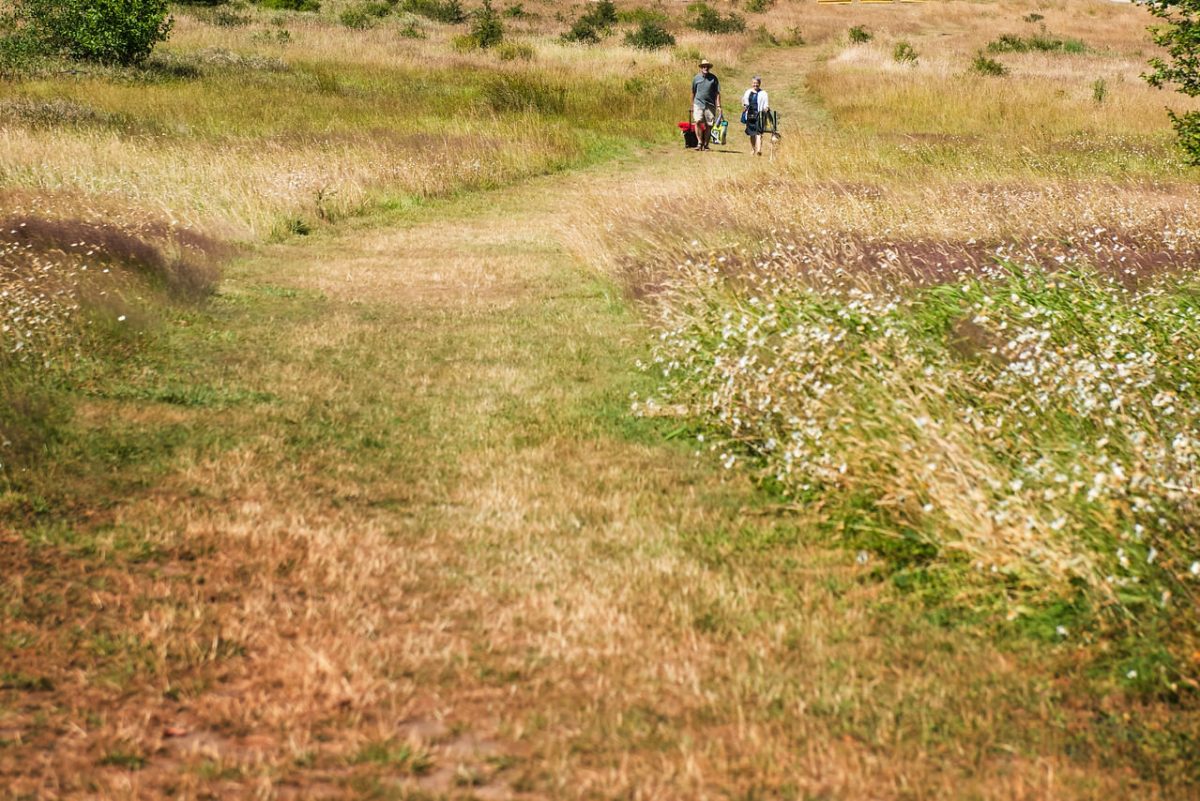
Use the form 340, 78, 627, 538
1092, 77, 1107, 104
561, 1, 617, 45
502, 3, 528, 18
256, 0, 321, 10
987, 32, 1086, 54
468, 0, 503, 48
401, 0, 465, 23
687, 2, 744, 35
340, 0, 391, 27
848, 25, 872, 44
754, 25, 778, 47
971, 51, 1007, 76
586, 0, 618, 28
745, 0, 774, 11
562, 19, 603, 45
398, 21, 425, 37
340, 6, 373, 28
625, 22, 675, 51
893, 40, 918, 64
779, 26, 804, 46
7, 0, 173, 66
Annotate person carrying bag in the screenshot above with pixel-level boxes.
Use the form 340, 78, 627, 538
741, 76, 770, 156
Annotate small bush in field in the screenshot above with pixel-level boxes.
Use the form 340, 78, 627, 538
468, 0, 503, 48
779, 26, 804, 46
257, 0, 321, 10
562, 18, 602, 44
341, 4, 384, 29
687, 2, 744, 35
561, 1, 616, 45
848, 25, 872, 44
893, 40, 918, 64
8, 0, 173, 66
624, 22, 675, 51
401, 0, 464, 23
988, 32, 1086, 54
1093, 77, 1107, 104
398, 21, 425, 38
971, 52, 1007, 76
754, 26, 779, 47
745, 0, 775, 11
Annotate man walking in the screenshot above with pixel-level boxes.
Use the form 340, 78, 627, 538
691, 58, 721, 151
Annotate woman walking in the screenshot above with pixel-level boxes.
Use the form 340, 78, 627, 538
741, 76, 770, 156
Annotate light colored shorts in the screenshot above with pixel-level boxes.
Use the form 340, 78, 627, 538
692, 103, 715, 126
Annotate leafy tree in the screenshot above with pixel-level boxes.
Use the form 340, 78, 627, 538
7, 0, 173, 66
1144, 0, 1200, 164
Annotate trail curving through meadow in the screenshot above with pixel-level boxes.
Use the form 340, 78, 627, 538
5, 45, 1162, 801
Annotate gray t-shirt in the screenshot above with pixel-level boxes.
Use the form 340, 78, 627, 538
692, 73, 720, 108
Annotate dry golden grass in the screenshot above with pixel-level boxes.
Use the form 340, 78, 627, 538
3, 2, 1199, 798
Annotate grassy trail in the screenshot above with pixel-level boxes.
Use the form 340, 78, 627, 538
3, 49, 1170, 801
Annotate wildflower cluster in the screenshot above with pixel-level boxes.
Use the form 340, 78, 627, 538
1, 224, 105, 367
640, 235, 1200, 649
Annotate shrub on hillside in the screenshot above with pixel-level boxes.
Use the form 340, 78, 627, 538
467, 0, 503, 49
341, 1, 392, 29
6, 0, 173, 66
848, 25, 872, 44
745, 0, 775, 12
402, 0, 465, 23
562, 18, 602, 45
1144, 0, 1200, 165
561, 1, 617, 45
987, 32, 1085, 54
893, 40, 918, 64
257, 0, 321, 10
971, 52, 1007, 76
624, 22, 674, 51
686, 2, 744, 35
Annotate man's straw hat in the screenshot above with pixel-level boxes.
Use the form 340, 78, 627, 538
699, 58, 713, 67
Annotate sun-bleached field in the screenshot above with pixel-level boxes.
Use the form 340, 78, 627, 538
3, 0, 1200, 798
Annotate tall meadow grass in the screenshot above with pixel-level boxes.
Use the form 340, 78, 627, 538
610, 0, 1200, 689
